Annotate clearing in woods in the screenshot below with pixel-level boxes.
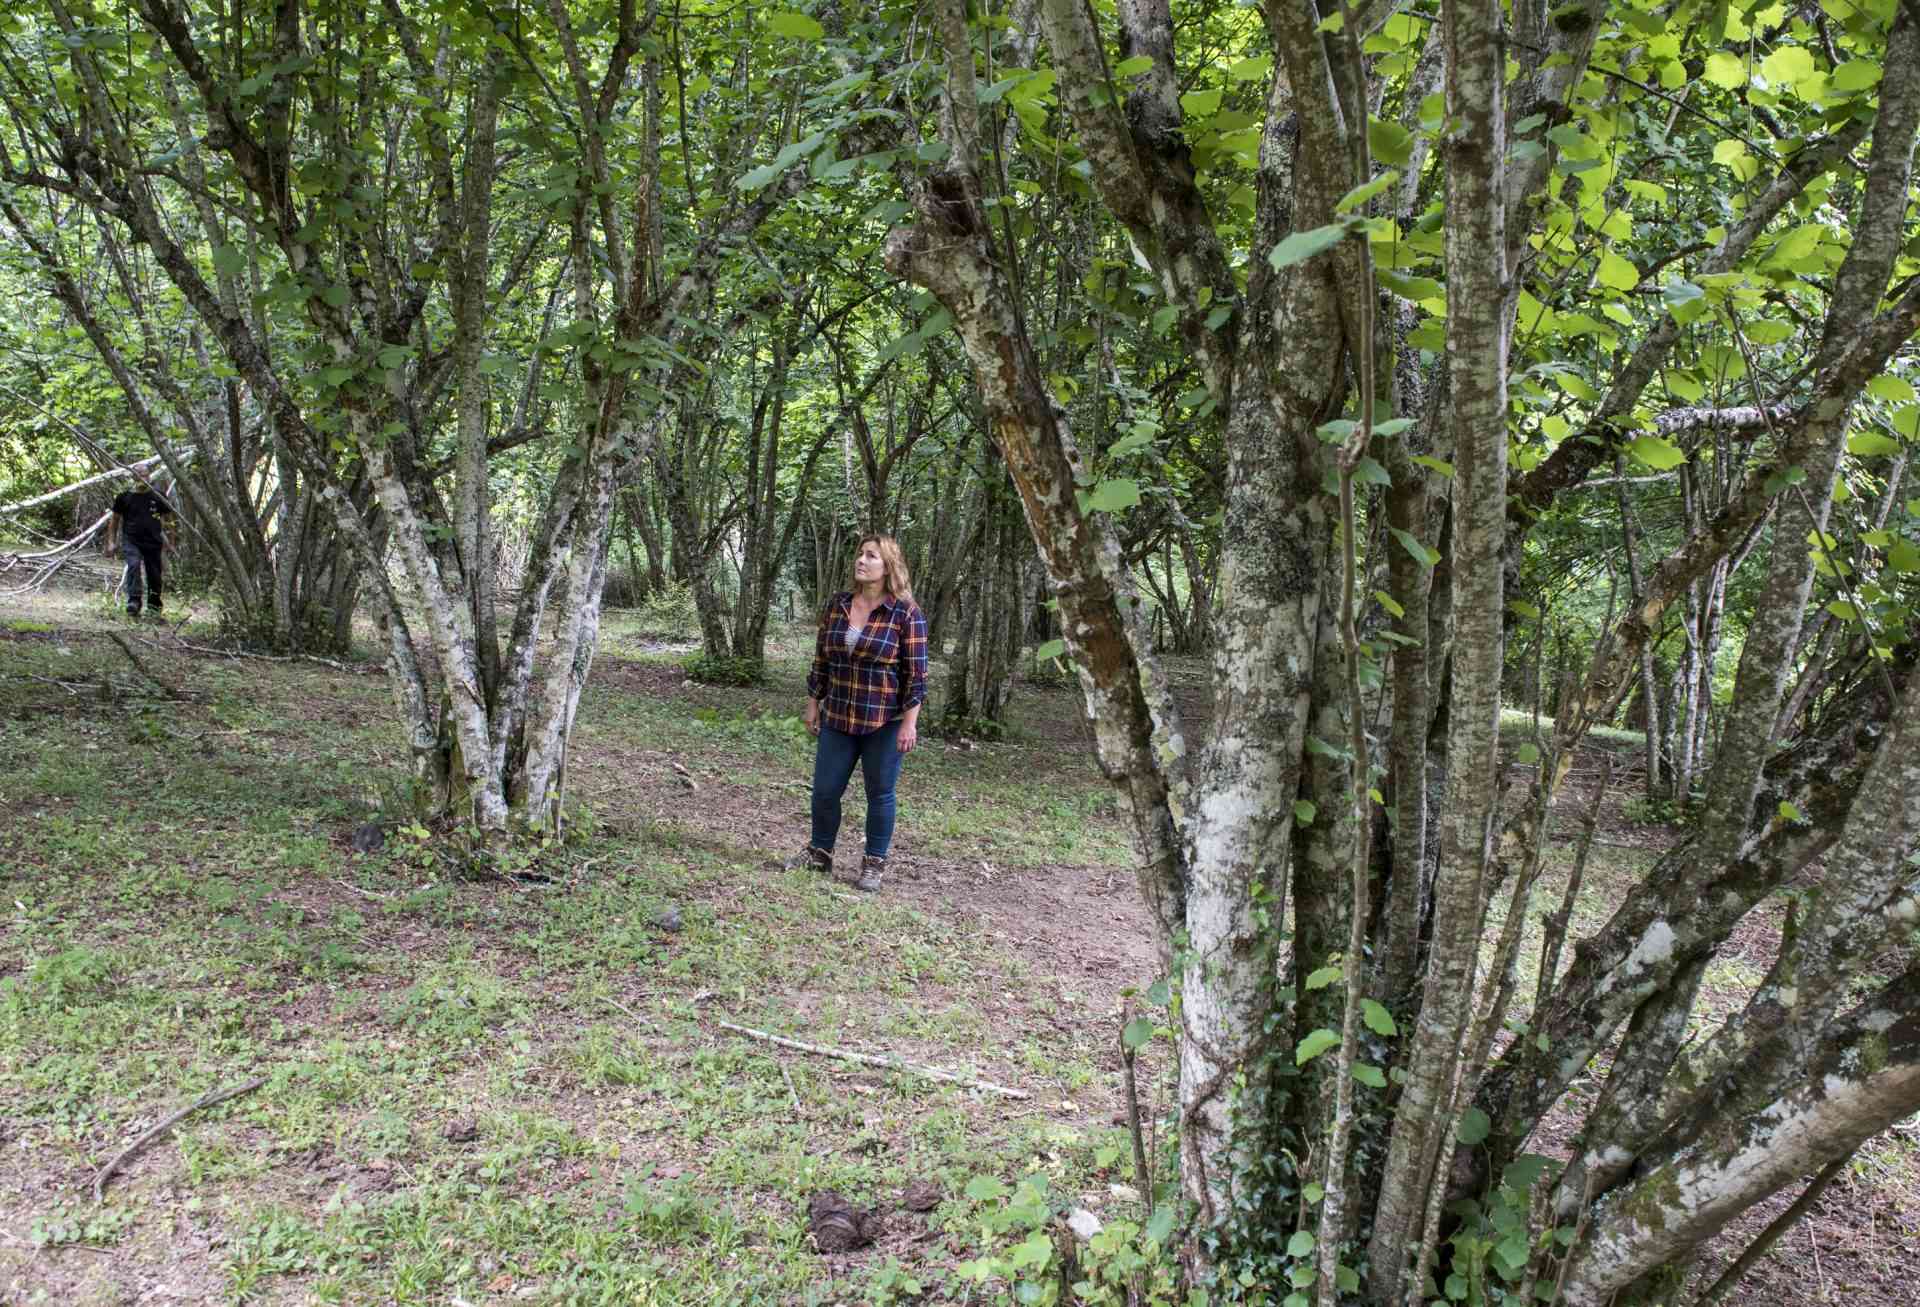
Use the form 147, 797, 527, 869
0, 586, 1913, 1305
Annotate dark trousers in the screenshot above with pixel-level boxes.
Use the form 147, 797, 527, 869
809, 719, 905, 858
122, 536, 163, 614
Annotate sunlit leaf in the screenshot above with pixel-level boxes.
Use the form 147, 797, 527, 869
766, 11, 825, 39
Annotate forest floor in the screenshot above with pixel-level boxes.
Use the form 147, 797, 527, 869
0, 583, 1915, 1306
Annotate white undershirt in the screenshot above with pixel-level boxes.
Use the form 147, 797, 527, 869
844, 623, 860, 649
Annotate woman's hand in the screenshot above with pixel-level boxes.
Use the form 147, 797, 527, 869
898, 710, 919, 754
803, 698, 821, 737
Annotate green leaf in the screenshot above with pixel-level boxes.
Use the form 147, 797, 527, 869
1353, 1062, 1388, 1088
1703, 52, 1748, 88
1595, 251, 1639, 291
1229, 55, 1272, 81
1033, 639, 1067, 661
1113, 55, 1154, 77
1848, 429, 1903, 457
1389, 526, 1440, 567
1009, 1229, 1054, 1270
1303, 1182, 1325, 1203
1373, 589, 1405, 618
1663, 279, 1708, 324
1456, 1107, 1492, 1146
1123, 1017, 1155, 1050
211, 245, 247, 276
1361, 999, 1398, 1037
1759, 45, 1816, 87
964, 1175, 1008, 1202
1412, 455, 1455, 477
321, 284, 351, 308
1887, 539, 1920, 573
1088, 479, 1141, 512
1778, 800, 1805, 824
1627, 436, 1687, 470
1336, 171, 1399, 215
1832, 59, 1883, 92
766, 10, 825, 38
1294, 799, 1318, 827
1304, 964, 1342, 991
1287, 1230, 1316, 1259
1295, 1028, 1340, 1065
1180, 89, 1223, 119
1352, 456, 1392, 486
1503, 1154, 1554, 1190
1516, 742, 1541, 764
736, 163, 782, 190
1380, 269, 1443, 301
1867, 375, 1916, 403
1368, 117, 1416, 166
1268, 223, 1349, 271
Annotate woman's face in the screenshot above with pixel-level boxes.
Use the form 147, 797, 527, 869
853, 542, 886, 588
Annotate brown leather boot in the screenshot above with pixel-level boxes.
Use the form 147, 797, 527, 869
854, 853, 886, 893
782, 845, 833, 875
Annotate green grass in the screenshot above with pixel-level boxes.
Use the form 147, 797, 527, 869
0, 590, 1158, 1305
3, 588, 1848, 1306
1498, 704, 1650, 752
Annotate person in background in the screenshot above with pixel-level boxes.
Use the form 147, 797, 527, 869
791, 534, 929, 892
106, 473, 176, 619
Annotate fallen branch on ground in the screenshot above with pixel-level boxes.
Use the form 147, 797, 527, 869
93, 1076, 267, 1202
331, 876, 395, 902
0, 511, 113, 591
107, 632, 186, 699
715, 1018, 1030, 1099
603, 996, 664, 1033
157, 634, 372, 675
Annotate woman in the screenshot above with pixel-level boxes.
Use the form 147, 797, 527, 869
792, 534, 929, 892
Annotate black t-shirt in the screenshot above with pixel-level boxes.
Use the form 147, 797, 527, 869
112, 489, 174, 547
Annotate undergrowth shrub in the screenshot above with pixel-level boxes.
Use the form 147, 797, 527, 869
954, 1173, 1191, 1306
639, 579, 699, 633
684, 653, 766, 687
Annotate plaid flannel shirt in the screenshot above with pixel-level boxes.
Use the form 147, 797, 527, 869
807, 591, 929, 737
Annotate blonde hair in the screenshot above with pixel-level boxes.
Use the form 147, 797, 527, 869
852, 533, 915, 604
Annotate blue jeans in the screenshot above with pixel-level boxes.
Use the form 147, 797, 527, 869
809, 719, 904, 859
122, 536, 163, 614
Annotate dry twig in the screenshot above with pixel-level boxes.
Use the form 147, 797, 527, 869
715, 1018, 1030, 1099
603, 996, 665, 1033
331, 877, 395, 902
93, 1076, 267, 1202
